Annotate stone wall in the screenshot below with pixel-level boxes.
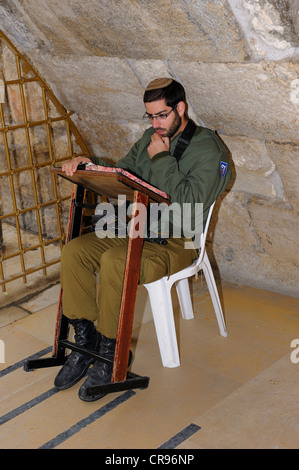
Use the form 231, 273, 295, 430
0, 0, 298, 296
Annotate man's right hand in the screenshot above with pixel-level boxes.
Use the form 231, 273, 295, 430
61, 156, 92, 176
147, 134, 170, 159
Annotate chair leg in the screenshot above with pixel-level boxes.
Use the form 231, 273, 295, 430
202, 253, 228, 337
144, 279, 180, 368
175, 278, 194, 320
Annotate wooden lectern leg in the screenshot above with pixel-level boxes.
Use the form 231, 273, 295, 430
112, 190, 149, 383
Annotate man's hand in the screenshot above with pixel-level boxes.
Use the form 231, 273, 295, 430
62, 156, 92, 176
147, 134, 170, 159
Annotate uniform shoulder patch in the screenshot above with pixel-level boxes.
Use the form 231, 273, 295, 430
220, 161, 228, 177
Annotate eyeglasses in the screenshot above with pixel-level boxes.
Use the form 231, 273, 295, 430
143, 103, 178, 122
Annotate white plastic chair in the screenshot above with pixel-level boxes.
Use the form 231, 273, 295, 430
143, 202, 227, 368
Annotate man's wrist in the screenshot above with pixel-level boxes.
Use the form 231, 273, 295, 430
150, 151, 169, 162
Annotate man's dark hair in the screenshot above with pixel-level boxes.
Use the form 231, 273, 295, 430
143, 79, 187, 108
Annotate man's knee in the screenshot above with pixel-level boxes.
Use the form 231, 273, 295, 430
61, 237, 81, 266
100, 246, 127, 278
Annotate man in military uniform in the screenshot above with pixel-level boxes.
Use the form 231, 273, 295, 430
54, 78, 232, 401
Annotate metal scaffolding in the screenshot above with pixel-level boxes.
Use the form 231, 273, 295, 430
0, 30, 91, 292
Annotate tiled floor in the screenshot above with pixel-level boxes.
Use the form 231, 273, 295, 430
0, 277, 299, 449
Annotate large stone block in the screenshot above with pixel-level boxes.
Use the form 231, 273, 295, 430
247, 196, 299, 293
35, 54, 145, 121
211, 191, 262, 280
0, 0, 249, 62
220, 135, 277, 198
212, 191, 299, 296
71, 114, 148, 162
173, 61, 299, 142
266, 141, 299, 211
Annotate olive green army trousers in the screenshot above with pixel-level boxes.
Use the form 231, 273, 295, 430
60, 231, 197, 339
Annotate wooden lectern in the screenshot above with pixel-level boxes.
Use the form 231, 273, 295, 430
24, 164, 170, 397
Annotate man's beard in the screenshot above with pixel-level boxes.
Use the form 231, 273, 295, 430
166, 111, 181, 138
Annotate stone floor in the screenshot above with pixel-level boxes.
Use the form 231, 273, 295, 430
0, 276, 299, 450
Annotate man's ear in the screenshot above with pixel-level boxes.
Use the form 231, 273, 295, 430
176, 101, 186, 117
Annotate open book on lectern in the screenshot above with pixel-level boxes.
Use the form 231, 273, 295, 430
51, 162, 170, 204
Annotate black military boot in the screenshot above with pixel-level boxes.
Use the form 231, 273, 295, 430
78, 335, 134, 402
54, 319, 101, 390
78, 335, 116, 402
